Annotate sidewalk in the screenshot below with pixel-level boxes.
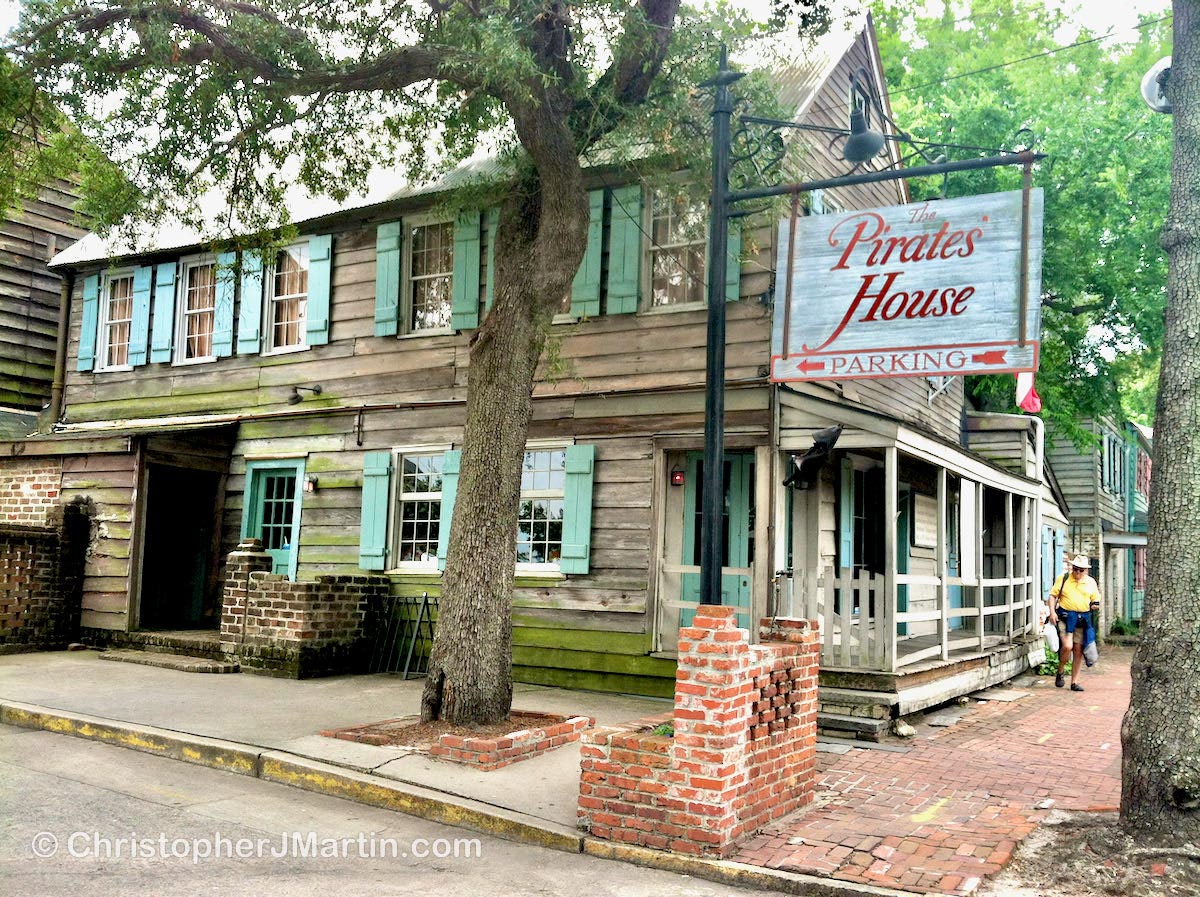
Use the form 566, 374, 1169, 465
0, 647, 1130, 895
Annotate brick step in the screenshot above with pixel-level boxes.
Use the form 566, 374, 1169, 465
99, 649, 239, 674
816, 711, 889, 741
114, 631, 225, 660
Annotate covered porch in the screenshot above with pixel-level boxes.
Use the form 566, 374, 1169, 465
775, 389, 1044, 718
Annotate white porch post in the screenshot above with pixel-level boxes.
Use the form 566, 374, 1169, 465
884, 446, 898, 672
937, 467, 949, 661
976, 481, 986, 652
1005, 492, 1014, 639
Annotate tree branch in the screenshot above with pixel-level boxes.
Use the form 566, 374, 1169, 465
1041, 294, 1108, 315
19, 3, 484, 97
571, 0, 682, 151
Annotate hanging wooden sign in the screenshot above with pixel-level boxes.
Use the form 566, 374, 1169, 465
771, 189, 1044, 381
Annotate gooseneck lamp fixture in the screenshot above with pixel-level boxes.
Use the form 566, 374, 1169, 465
288, 384, 323, 405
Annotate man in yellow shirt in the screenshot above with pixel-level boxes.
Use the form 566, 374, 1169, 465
1048, 554, 1101, 692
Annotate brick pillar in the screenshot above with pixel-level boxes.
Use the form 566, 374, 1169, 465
669, 604, 757, 853
220, 539, 273, 653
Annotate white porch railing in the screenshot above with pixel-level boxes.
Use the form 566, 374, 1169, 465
772, 567, 1040, 673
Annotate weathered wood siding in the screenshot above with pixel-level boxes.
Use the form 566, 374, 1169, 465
62, 451, 138, 630
0, 180, 86, 409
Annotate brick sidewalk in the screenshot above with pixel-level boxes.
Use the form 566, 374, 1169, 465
732, 647, 1130, 895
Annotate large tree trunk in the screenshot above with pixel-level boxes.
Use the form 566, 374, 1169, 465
1120, 1, 1200, 841
421, 142, 588, 726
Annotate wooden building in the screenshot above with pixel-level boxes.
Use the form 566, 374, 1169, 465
0, 17, 1050, 732
1046, 417, 1152, 627
0, 177, 87, 426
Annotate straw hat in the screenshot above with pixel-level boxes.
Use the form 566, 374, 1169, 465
1070, 555, 1090, 570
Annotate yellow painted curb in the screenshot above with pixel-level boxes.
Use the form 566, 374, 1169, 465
260, 752, 583, 853
0, 703, 259, 776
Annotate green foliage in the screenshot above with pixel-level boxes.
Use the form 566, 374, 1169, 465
872, 0, 1171, 432
1037, 649, 1070, 676
1110, 616, 1140, 636
650, 722, 675, 737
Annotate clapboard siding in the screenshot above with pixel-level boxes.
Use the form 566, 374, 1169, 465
0, 178, 87, 408
62, 451, 139, 630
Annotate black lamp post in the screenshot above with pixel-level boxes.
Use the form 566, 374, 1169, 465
697, 50, 1043, 610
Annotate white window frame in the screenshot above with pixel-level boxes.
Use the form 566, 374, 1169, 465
516, 439, 571, 574
96, 267, 136, 372
642, 184, 708, 314
402, 215, 455, 337
263, 242, 310, 356
387, 444, 451, 572
173, 253, 219, 365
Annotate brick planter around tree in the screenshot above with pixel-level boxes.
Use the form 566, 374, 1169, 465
578, 606, 820, 856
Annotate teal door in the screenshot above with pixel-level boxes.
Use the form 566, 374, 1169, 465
897, 487, 910, 637
680, 451, 753, 628
242, 460, 305, 578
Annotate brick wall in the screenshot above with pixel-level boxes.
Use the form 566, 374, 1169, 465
579, 607, 820, 857
0, 459, 63, 525
0, 500, 90, 652
220, 540, 389, 677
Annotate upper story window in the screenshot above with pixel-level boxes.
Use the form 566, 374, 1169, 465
392, 449, 446, 568
175, 256, 217, 364
518, 448, 567, 567
97, 270, 134, 371
407, 220, 454, 333
647, 187, 707, 310
266, 244, 309, 352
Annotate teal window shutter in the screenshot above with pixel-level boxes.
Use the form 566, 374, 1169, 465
569, 190, 604, 318
375, 221, 402, 336
307, 234, 332, 346
77, 274, 100, 372
725, 222, 742, 302
484, 208, 499, 314
435, 449, 461, 571
607, 185, 642, 314
237, 252, 264, 354
212, 252, 236, 357
359, 451, 392, 571
560, 444, 596, 574
451, 212, 481, 330
839, 459, 854, 572
128, 265, 153, 366
150, 262, 177, 363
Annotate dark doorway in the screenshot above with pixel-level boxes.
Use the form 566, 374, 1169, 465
140, 465, 221, 630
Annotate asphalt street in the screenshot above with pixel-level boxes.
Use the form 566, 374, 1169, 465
0, 726, 775, 897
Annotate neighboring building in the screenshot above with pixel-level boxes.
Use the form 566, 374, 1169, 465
1045, 417, 1153, 629
0, 17, 1051, 732
0, 178, 88, 431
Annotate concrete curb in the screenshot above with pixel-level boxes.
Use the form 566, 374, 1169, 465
0, 699, 923, 897
581, 840, 920, 897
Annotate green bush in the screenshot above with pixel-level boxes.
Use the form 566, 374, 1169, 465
650, 722, 674, 737
1110, 617, 1140, 636
1037, 650, 1071, 676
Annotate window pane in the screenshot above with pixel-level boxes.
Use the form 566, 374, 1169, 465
395, 452, 444, 564
270, 246, 308, 349
649, 189, 707, 308
409, 222, 454, 332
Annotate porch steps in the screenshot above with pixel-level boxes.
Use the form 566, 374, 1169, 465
816, 711, 889, 741
105, 630, 226, 661
99, 649, 239, 674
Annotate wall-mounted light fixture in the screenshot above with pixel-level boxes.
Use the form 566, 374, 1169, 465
304, 475, 319, 494
288, 384, 323, 405
670, 468, 685, 487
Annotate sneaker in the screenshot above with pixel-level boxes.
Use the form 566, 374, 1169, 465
1055, 673, 1065, 688
1070, 683, 1084, 692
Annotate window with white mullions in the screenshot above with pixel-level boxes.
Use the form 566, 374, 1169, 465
267, 244, 309, 351
99, 271, 134, 369
395, 451, 444, 565
260, 473, 296, 550
176, 257, 217, 362
648, 187, 707, 309
408, 221, 454, 332
517, 449, 566, 565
